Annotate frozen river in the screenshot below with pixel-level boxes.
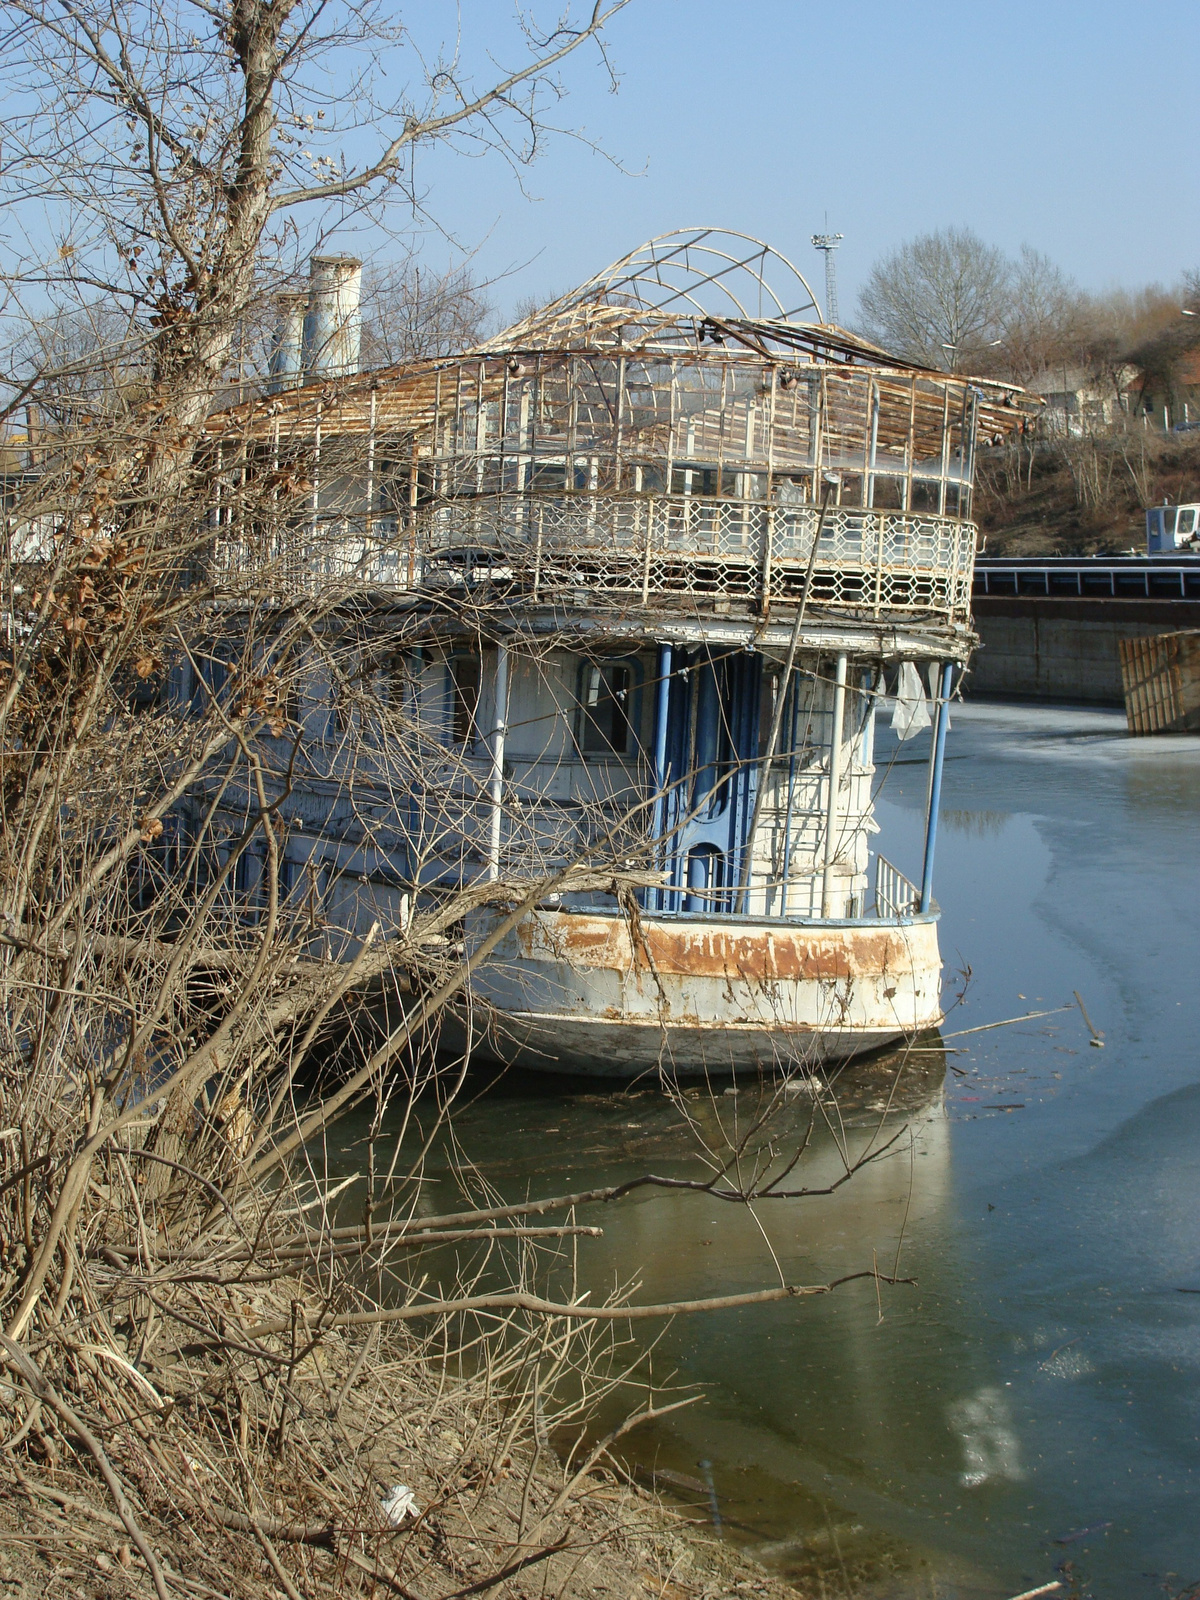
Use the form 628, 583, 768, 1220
351, 700, 1200, 1596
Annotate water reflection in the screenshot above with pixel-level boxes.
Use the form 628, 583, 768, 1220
329, 702, 1200, 1598
939, 809, 1010, 838
338, 1050, 991, 1592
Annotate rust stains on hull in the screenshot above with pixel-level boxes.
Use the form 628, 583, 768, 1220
515, 911, 926, 983
472, 908, 943, 1074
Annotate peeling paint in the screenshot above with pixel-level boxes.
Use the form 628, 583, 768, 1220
516, 910, 930, 984
470, 906, 943, 1074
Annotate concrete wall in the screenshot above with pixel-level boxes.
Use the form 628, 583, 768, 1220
969, 598, 1200, 703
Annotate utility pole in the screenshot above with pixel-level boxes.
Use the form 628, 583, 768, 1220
811, 232, 843, 325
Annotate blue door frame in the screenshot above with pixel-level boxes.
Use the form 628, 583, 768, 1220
653, 647, 762, 913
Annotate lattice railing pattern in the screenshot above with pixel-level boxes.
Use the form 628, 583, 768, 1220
213, 494, 976, 623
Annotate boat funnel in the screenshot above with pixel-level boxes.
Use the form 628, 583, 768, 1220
266, 290, 307, 392
301, 255, 362, 380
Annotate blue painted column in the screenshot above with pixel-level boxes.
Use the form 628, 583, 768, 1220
919, 662, 955, 913
651, 642, 673, 910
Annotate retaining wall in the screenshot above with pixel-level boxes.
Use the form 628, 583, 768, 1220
969, 597, 1200, 703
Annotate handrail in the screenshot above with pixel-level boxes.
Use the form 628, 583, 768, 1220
875, 854, 920, 918
210, 496, 977, 624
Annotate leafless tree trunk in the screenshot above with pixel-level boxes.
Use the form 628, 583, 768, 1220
0, 9, 930, 1594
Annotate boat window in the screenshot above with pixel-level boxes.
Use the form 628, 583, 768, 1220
530, 461, 566, 491
448, 655, 481, 746
774, 475, 810, 506
869, 475, 905, 510
578, 661, 635, 755
909, 479, 940, 513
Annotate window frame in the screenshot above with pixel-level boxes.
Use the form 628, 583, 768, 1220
574, 655, 644, 759
446, 652, 483, 749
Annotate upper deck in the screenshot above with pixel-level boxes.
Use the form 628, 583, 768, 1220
208, 230, 1039, 633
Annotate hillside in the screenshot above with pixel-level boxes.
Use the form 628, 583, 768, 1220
974, 429, 1200, 556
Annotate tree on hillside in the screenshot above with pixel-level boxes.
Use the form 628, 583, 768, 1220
856, 226, 1010, 370
998, 246, 1084, 383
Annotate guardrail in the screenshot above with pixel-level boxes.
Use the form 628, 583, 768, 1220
973, 559, 1200, 601
875, 854, 920, 918
212, 494, 976, 623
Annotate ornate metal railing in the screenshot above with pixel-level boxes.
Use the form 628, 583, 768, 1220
211, 493, 976, 624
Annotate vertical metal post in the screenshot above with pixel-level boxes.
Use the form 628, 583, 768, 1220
820, 652, 848, 918
487, 643, 509, 882
365, 384, 377, 541
651, 642, 673, 911
920, 662, 954, 913
779, 673, 801, 917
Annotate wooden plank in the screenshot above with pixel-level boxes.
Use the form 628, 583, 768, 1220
1120, 630, 1200, 734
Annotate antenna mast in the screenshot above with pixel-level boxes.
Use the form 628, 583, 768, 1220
811, 233, 844, 326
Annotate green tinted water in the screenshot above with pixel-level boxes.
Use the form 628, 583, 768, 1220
334, 703, 1200, 1597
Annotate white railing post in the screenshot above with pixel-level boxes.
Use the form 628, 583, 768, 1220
821, 651, 848, 917
487, 643, 509, 882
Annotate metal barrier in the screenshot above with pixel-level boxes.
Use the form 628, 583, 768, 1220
213, 495, 976, 623
875, 854, 920, 918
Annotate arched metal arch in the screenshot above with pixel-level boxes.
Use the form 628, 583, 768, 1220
579, 227, 823, 323
483, 228, 824, 351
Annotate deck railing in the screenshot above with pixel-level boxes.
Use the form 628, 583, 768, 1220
874, 854, 921, 918
211, 493, 976, 624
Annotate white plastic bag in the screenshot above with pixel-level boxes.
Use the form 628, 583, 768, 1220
381, 1485, 419, 1525
891, 661, 931, 740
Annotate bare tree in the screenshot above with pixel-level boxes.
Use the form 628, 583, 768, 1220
856, 226, 1011, 370
0, 0, 629, 438
998, 246, 1084, 383
359, 260, 493, 366
0, 9, 936, 1597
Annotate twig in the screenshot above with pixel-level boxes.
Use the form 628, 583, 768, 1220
158, 1270, 912, 1357
202, 1504, 337, 1549
337, 1546, 425, 1600
1074, 989, 1105, 1046
250, 1517, 307, 1600
940, 1006, 1073, 1039
440, 1537, 568, 1599
232, 1224, 604, 1263
0, 1332, 171, 1600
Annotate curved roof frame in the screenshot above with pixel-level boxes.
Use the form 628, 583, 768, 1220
215, 230, 1044, 440
478, 227, 824, 350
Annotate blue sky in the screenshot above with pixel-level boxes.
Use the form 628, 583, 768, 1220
381, 0, 1199, 323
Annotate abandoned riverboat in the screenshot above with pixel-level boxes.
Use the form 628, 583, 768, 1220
185, 230, 1037, 1076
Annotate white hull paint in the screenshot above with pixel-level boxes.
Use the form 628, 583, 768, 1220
452, 907, 944, 1078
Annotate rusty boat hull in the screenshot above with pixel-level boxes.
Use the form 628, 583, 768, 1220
452, 907, 944, 1077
